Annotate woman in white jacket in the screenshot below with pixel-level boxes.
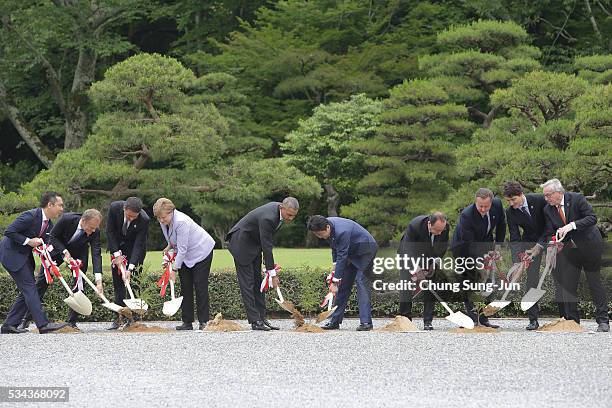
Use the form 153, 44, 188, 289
153, 198, 215, 330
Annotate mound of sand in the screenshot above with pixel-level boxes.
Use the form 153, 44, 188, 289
450, 325, 498, 333
120, 323, 171, 333
375, 316, 419, 332
203, 313, 247, 332
536, 317, 585, 333
295, 324, 325, 333
34, 323, 81, 334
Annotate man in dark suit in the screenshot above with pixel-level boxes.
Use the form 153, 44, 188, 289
397, 212, 449, 330
540, 178, 609, 332
451, 188, 506, 328
20, 209, 104, 330
106, 197, 149, 330
1, 192, 67, 334
308, 215, 378, 331
503, 181, 548, 330
226, 197, 299, 331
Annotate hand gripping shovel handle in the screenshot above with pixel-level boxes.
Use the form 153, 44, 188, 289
40, 246, 73, 297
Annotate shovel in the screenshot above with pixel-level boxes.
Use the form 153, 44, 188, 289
275, 287, 295, 314
520, 264, 549, 311
162, 279, 183, 317
79, 270, 123, 313
315, 291, 337, 323
124, 280, 149, 314
484, 288, 512, 316
40, 245, 92, 316
520, 232, 561, 311
429, 289, 474, 329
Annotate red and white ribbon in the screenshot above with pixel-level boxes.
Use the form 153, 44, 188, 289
320, 270, 340, 307
68, 258, 85, 291
260, 263, 281, 293
157, 251, 176, 297
33, 244, 60, 284
111, 251, 128, 279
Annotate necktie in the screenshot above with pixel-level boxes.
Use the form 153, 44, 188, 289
38, 219, 49, 238
557, 205, 567, 225
276, 219, 284, 231
484, 213, 491, 234
430, 233, 435, 246
122, 219, 129, 235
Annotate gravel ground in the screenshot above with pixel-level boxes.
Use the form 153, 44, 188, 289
0, 317, 610, 408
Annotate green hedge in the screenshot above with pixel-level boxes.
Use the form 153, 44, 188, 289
1, 266, 611, 322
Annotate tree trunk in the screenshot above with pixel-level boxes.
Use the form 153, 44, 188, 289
305, 198, 321, 248
64, 47, 97, 149
0, 81, 55, 168
324, 184, 340, 217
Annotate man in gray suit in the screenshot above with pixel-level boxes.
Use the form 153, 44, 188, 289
226, 197, 299, 331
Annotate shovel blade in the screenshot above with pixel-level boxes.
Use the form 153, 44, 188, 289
124, 298, 149, 313
163, 296, 183, 317
64, 292, 92, 316
520, 288, 545, 311
274, 299, 295, 314
446, 312, 474, 329
315, 306, 338, 323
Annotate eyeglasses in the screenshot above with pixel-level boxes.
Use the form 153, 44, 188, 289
543, 191, 560, 198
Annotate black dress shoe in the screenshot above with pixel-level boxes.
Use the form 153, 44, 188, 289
251, 321, 271, 331
322, 321, 340, 330
526, 320, 539, 331
199, 322, 207, 330
597, 322, 609, 332
479, 318, 500, 329
17, 319, 31, 330
423, 322, 434, 331
1, 324, 28, 334
263, 319, 280, 330
356, 323, 373, 331
38, 322, 68, 334
67, 322, 78, 330
176, 322, 193, 330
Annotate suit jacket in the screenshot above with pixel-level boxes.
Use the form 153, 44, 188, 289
226, 202, 283, 269
0, 208, 53, 272
506, 193, 547, 260
451, 197, 506, 257
543, 192, 602, 257
106, 200, 149, 266
49, 212, 102, 274
161, 209, 215, 269
397, 215, 449, 264
327, 217, 377, 280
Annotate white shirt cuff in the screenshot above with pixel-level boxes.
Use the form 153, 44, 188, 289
94, 273, 103, 282
570, 222, 576, 230
128, 264, 135, 271
23, 238, 30, 246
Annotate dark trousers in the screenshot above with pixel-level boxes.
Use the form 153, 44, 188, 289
330, 254, 375, 325
23, 264, 91, 324
179, 251, 213, 324
524, 253, 542, 321
554, 247, 608, 324
3, 259, 49, 328
398, 268, 435, 323
235, 254, 267, 324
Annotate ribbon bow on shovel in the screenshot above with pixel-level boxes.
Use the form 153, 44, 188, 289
315, 271, 340, 323
260, 263, 281, 292
33, 244, 92, 316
